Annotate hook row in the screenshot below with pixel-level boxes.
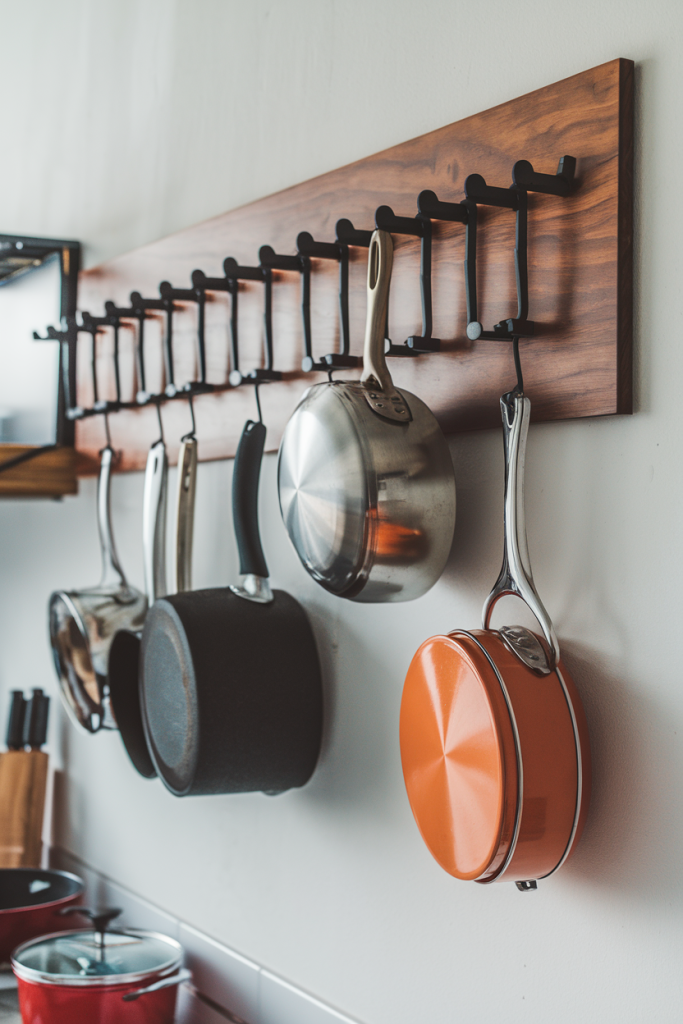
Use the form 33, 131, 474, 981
34, 155, 576, 422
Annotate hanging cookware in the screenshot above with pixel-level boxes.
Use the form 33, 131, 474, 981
277, 228, 456, 603
108, 423, 170, 779
12, 910, 189, 1024
139, 407, 323, 797
399, 390, 590, 889
49, 444, 147, 733
0, 868, 83, 963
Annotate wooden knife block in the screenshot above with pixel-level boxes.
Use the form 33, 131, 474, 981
0, 750, 49, 868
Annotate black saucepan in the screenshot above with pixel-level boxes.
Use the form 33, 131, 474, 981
139, 415, 323, 797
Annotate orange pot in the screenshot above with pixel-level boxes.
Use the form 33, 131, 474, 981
399, 392, 590, 889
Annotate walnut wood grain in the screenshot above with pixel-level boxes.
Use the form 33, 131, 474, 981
76, 58, 633, 472
0, 445, 78, 497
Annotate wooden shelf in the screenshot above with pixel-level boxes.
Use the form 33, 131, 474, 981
0, 446, 78, 498
75, 58, 633, 472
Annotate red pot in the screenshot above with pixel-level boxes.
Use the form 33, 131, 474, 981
0, 869, 84, 963
12, 928, 189, 1024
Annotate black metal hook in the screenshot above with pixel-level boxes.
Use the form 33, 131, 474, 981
463, 155, 576, 343
102, 410, 113, 449
417, 189, 473, 333
296, 231, 361, 371
33, 317, 79, 420
334, 218, 392, 362
79, 312, 124, 415
104, 300, 151, 405
253, 382, 263, 424
374, 205, 440, 356
335, 219, 373, 248
190, 269, 237, 389
153, 397, 165, 445
259, 245, 320, 372
157, 282, 213, 396
222, 258, 282, 383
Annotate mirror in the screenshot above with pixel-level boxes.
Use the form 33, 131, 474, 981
0, 234, 80, 448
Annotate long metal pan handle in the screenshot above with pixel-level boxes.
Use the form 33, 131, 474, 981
123, 968, 192, 1002
360, 230, 410, 424
229, 419, 273, 604
142, 439, 168, 605
97, 446, 127, 588
173, 436, 197, 593
482, 391, 560, 672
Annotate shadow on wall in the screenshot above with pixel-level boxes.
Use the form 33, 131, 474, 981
294, 609, 406, 824
559, 639, 683, 906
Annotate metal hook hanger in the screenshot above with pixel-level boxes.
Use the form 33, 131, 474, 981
190, 268, 237, 389
223, 257, 282, 383
105, 299, 151, 405
153, 398, 165, 446
374, 205, 441, 356
463, 155, 576, 343
79, 312, 124, 414
102, 411, 113, 451
158, 280, 213, 396
253, 381, 263, 424
296, 231, 361, 371
416, 189, 470, 336
33, 317, 80, 421
334, 218, 394, 360
258, 245, 320, 372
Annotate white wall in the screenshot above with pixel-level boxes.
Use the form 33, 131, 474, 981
0, 2, 682, 1022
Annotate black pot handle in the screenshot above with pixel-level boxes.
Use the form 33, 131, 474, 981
232, 419, 268, 580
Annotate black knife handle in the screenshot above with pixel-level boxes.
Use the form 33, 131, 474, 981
23, 690, 50, 750
6, 691, 27, 751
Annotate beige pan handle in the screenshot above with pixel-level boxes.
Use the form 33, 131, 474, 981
361, 229, 411, 423
173, 435, 197, 593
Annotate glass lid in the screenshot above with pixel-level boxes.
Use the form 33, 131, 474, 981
13, 930, 181, 986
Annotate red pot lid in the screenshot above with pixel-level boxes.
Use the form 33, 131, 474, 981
12, 929, 181, 987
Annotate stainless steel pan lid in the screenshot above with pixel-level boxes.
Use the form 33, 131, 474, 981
278, 229, 456, 603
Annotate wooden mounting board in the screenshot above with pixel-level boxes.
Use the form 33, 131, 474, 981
0, 445, 77, 498
76, 58, 633, 473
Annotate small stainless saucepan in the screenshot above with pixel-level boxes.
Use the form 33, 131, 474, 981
49, 445, 147, 733
277, 229, 456, 602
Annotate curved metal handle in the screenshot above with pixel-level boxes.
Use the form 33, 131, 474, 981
142, 439, 168, 605
123, 967, 192, 1002
360, 231, 410, 423
482, 391, 560, 672
97, 447, 127, 588
173, 437, 197, 593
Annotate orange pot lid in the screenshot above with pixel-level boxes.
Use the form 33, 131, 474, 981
399, 632, 518, 881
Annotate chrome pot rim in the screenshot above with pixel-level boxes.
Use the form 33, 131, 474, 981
12, 928, 182, 988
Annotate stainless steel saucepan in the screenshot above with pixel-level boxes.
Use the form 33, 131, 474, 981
277, 228, 456, 602
49, 445, 147, 733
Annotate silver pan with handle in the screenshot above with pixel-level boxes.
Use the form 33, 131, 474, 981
277, 228, 456, 602
49, 442, 147, 733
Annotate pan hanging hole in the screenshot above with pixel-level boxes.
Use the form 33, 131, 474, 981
369, 238, 379, 290
512, 336, 524, 395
